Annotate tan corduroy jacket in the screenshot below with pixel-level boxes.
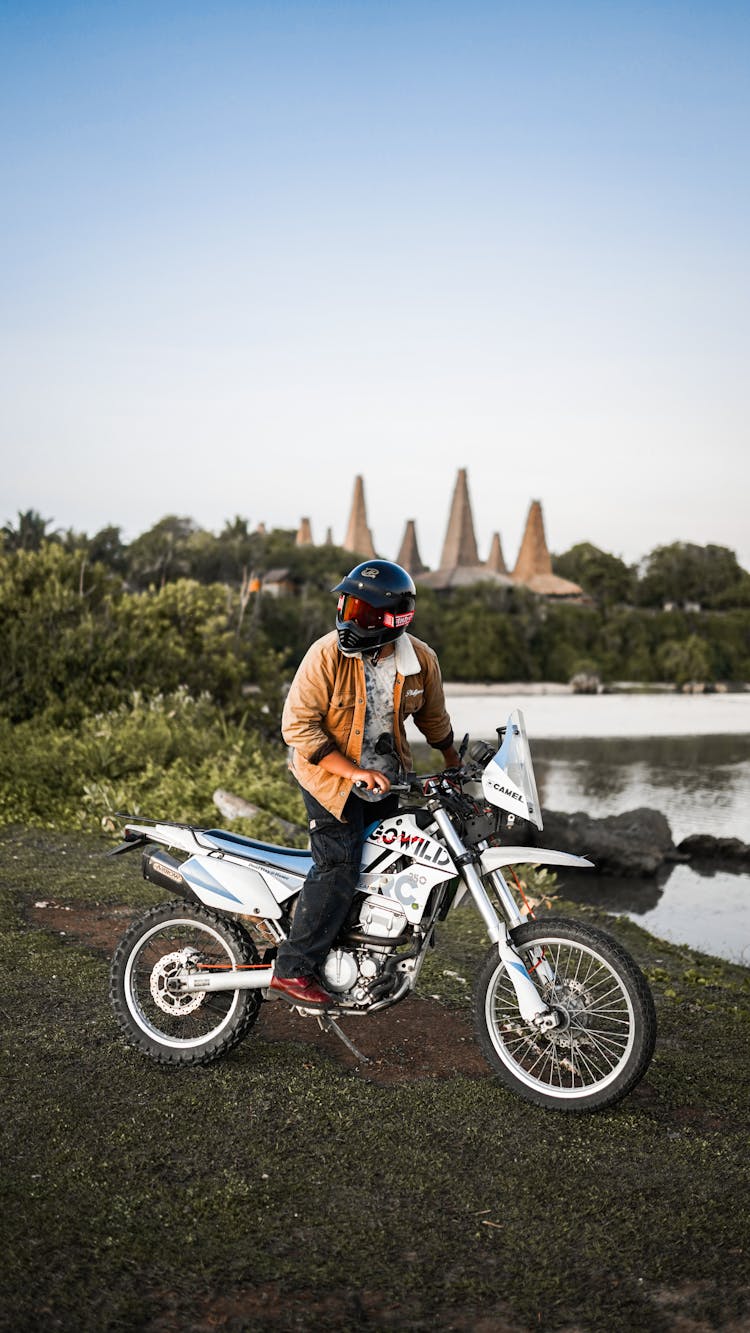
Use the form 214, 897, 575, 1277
281, 630, 454, 819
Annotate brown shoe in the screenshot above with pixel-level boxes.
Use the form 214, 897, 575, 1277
270, 974, 334, 1009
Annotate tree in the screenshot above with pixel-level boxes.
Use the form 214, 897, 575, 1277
59, 524, 129, 575
553, 543, 636, 605
1, 509, 60, 552
126, 516, 198, 589
87, 525, 128, 574
638, 543, 749, 609
656, 635, 712, 686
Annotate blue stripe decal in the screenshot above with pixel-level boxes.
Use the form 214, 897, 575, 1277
182, 861, 243, 904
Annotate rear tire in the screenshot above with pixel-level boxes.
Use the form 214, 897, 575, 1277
109, 901, 262, 1066
474, 916, 656, 1112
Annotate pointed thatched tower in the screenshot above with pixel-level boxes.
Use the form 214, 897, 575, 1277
295, 517, 313, 546
419, 468, 512, 589
396, 519, 428, 576
513, 501, 551, 581
343, 475, 376, 558
486, 531, 508, 574
513, 500, 583, 597
439, 467, 480, 569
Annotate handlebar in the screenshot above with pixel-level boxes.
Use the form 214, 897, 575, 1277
355, 768, 470, 797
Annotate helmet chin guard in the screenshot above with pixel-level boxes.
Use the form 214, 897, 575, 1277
333, 560, 416, 655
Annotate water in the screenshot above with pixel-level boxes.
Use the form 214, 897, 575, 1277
443, 686, 750, 743
409, 690, 750, 965
532, 734, 750, 844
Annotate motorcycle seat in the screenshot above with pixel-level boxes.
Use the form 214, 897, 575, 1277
201, 828, 313, 875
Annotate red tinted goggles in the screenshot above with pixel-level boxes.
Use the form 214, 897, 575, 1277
337, 594, 414, 631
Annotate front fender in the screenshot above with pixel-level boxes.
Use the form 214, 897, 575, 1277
479, 846, 594, 874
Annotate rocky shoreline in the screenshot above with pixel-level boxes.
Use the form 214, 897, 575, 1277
539, 806, 750, 877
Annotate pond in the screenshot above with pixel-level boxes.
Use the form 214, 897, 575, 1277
409, 689, 750, 965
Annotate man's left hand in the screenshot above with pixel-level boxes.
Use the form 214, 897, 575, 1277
441, 746, 461, 769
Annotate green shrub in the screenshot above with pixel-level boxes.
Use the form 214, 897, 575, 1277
0, 691, 304, 836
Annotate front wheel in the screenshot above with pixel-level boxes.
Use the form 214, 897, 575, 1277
474, 917, 656, 1112
109, 901, 262, 1066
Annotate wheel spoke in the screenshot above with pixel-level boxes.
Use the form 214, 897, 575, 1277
483, 928, 639, 1100
124, 918, 249, 1048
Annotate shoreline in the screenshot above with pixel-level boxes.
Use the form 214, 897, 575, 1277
443, 681, 750, 696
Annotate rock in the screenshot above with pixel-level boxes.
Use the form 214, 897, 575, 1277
676, 833, 750, 870
540, 807, 676, 877
570, 672, 601, 694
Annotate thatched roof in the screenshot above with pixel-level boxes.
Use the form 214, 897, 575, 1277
418, 566, 513, 590
343, 475, 376, 558
439, 468, 480, 569
512, 499, 582, 597
397, 519, 428, 576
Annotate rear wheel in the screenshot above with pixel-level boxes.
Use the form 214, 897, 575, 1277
109, 901, 262, 1066
474, 916, 656, 1112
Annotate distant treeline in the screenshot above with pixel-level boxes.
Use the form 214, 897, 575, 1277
2, 512, 750, 725
2, 514, 748, 830
4, 508, 750, 612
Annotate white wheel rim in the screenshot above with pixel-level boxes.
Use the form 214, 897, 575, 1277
485, 935, 636, 1099
124, 917, 241, 1049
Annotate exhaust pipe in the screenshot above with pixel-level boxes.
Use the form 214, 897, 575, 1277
142, 848, 199, 902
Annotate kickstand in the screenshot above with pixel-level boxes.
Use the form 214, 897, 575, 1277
316, 1013, 370, 1064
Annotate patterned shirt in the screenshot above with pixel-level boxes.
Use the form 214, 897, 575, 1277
359, 653, 397, 769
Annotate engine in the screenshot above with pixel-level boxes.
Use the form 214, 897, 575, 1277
321, 893, 409, 1001
358, 895, 408, 941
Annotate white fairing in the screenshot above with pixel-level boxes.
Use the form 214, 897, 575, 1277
179, 855, 285, 917
481, 709, 543, 831
359, 814, 456, 923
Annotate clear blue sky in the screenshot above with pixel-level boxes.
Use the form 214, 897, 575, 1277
2, 0, 748, 571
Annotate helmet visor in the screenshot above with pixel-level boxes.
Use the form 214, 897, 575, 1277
337, 594, 414, 631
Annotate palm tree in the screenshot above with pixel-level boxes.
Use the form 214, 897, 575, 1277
1, 509, 60, 552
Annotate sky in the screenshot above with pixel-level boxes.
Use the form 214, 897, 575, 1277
1, 0, 749, 572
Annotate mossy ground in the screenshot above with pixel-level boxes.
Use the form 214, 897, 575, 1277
1, 825, 749, 1332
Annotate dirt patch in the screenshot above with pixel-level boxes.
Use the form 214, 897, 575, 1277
27, 901, 490, 1085
28, 900, 137, 952
146, 1282, 527, 1332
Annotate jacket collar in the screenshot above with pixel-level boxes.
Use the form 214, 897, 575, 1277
394, 633, 420, 675
346, 634, 421, 676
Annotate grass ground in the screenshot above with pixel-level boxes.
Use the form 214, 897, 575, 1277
1, 824, 749, 1332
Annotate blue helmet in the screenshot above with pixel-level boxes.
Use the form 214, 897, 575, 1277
333, 560, 416, 655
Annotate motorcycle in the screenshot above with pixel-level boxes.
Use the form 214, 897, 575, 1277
108, 710, 656, 1112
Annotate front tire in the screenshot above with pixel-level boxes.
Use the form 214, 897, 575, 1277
474, 916, 656, 1112
109, 901, 262, 1066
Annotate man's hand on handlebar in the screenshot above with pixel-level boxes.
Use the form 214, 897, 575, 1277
352, 767, 391, 795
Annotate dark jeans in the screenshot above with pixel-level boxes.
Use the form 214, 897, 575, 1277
274, 786, 399, 979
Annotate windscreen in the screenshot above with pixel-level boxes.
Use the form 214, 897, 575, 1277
480, 709, 543, 830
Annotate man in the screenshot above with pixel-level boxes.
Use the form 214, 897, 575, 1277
271, 558, 460, 1008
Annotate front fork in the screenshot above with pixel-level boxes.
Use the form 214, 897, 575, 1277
431, 809, 560, 1032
